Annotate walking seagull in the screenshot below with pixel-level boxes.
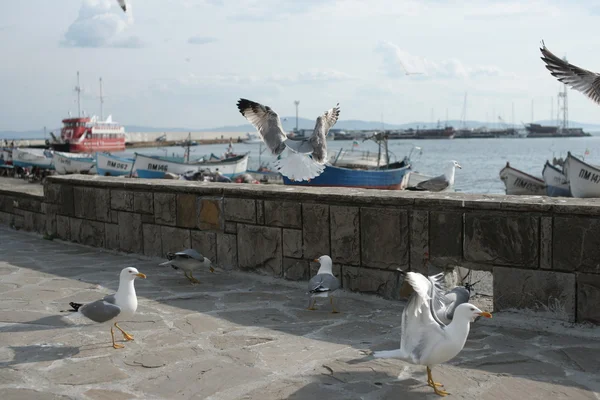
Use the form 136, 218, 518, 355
63, 267, 146, 349
540, 41, 600, 106
406, 160, 462, 192
307, 255, 341, 313
236, 98, 340, 182
159, 249, 214, 284
373, 271, 491, 396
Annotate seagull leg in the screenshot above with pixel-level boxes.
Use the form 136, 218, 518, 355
330, 296, 340, 314
427, 367, 449, 396
114, 322, 134, 341
184, 271, 200, 284
307, 298, 317, 311
111, 327, 124, 349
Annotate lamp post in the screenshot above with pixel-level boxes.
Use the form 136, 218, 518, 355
294, 100, 300, 132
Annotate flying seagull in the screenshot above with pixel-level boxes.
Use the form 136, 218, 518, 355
406, 160, 461, 192
307, 255, 341, 313
373, 271, 491, 396
63, 267, 146, 349
540, 41, 600, 105
159, 249, 214, 284
116, 0, 127, 12
236, 98, 340, 181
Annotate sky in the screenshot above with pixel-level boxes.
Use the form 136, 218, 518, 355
1, 0, 600, 131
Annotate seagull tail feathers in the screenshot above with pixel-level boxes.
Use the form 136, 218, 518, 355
372, 349, 407, 359
272, 152, 325, 182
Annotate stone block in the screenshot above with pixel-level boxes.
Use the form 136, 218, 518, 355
302, 204, 330, 259
553, 216, 600, 273
217, 232, 237, 269
73, 187, 110, 222
282, 228, 302, 258
264, 201, 302, 228
429, 211, 462, 262
410, 210, 429, 274
44, 205, 57, 236
154, 193, 176, 226
540, 216, 552, 270
256, 200, 264, 224
465, 213, 538, 268
224, 222, 237, 234
161, 226, 191, 255
56, 215, 70, 240
342, 266, 399, 300
70, 218, 105, 247
330, 206, 360, 265
44, 182, 61, 204
197, 197, 223, 231
110, 190, 134, 211
23, 211, 44, 233
143, 224, 162, 258
104, 223, 120, 251
577, 273, 600, 324
18, 197, 42, 213
493, 267, 575, 322
283, 258, 310, 281
191, 230, 217, 263
118, 212, 143, 253
361, 207, 408, 270
177, 194, 197, 228
133, 191, 153, 214
60, 185, 75, 215
237, 224, 282, 276
0, 195, 14, 213
224, 198, 256, 223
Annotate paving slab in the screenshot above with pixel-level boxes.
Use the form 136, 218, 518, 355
0, 225, 599, 399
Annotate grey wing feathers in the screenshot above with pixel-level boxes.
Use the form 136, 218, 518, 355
236, 99, 288, 155
415, 175, 449, 191
540, 44, 600, 105
102, 294, 117, 304
175, 249, 204, 261
283, 138, 314, 154
309, 103, 340, 163
308, 274, 340, 293
79, 299, 121, 323
443, 287, 470, 320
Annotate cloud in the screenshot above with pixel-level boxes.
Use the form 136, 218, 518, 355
61, 0, 143, 48
187, 36, 217, 45
375, 41, 504, 80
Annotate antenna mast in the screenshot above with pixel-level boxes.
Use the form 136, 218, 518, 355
558, 55, 569, 130
99, 77, 104, 120
75, 71, 82, 118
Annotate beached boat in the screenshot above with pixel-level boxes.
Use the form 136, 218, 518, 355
95, 152, 134, 176
329, 147, 388, 169
132, 152, 249, 179
12, 148, 54, 169
499, 162, 546, 195
0, 148, 11, 166
54, 151, 96, 174
563, 152, 600, 198
542, 161, 571, 197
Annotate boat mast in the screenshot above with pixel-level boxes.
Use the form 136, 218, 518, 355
75, 71, 82, 118
99, 77, 104, 121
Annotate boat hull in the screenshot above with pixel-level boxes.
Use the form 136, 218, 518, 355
499, 163, 546, 195
12, 148, 54, 169
564, 152, 600, 198
133, 153, 249, 179
54, 152, 96, 174
282, 163, 411, 190
95, 152, 134, 176
542, 161, 571, 197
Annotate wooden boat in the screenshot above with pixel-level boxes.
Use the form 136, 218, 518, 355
499, 162, 546, 195
563, 152, 600, 198
132, 152, 249, 179
54, 151, 96, 175
11, 148, 54, 169
542, 161, 571, 197
95, 152, 135, 177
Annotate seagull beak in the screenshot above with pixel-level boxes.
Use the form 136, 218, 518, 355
313, 259, 319, 262
477, 311, 492, 318
456, 164, 462, 169
136, 273, 146, 279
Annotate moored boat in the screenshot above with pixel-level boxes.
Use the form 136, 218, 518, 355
132, 152, 249, 179
95, 152, 134, 176
12, 148, 54, 169
54, 151, 96, 174
499, 162, 546, 195
542, 161, 571, 197
563, 152, 600, 198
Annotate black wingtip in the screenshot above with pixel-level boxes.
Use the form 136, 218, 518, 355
68, 302, 83, 311
236, 98, 253, 115
121, 5, 127, 12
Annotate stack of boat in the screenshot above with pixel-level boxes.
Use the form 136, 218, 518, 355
499, 151, 600, 198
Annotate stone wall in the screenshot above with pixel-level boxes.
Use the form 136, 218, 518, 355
0, 175, 599, 325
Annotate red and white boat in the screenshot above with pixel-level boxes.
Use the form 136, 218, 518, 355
59, 114, 126, 153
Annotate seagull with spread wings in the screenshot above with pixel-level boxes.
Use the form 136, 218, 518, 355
236, 98, 340, 181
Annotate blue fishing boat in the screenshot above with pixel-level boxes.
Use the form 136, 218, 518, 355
542, 160, 571, 197
95, 152, 135, 176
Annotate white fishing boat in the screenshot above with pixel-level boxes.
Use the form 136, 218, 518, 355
241, 133, 263, 144
542, 161, 571, 197
132, 152, 249, 179
499, 162, 546, 195
11, 148, 54, 169
54, 151, 96, 175
95, 152, 134, 176
563, 152, 600, 198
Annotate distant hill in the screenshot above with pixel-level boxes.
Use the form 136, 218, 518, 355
3, 119, 600, 139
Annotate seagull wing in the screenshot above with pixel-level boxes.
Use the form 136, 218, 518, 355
413, 174, 449, 192
440, 286, 471, 322
309, 103, 340, 164
79, 299, 121, 323
116, 0, 127, 12
308, 273, 340, 293
236, 99, 288, 155
540, 43, 600, 105
175, 249, 204, 261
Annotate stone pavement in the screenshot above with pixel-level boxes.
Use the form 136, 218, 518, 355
1, 226, 600, 400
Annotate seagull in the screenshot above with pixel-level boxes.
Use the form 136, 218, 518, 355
540, 41, 600, 105
159, 249, 214, 284
236, 98, 340, 181
406, 160, 461, 192
307, 255, 340, 313
373, 271, 491, 396
116, 0, 127, 12
63, 267, 146, 349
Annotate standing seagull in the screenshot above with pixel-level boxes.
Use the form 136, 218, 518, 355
373, 271, 491, 396
116, 0, 127, 12
540, 41, 600, 105
64, 267, 146, 349
307, 255, 340, 313
406, 160, 461, 192
236, 98, 340, 181
159, 249, 214, 284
